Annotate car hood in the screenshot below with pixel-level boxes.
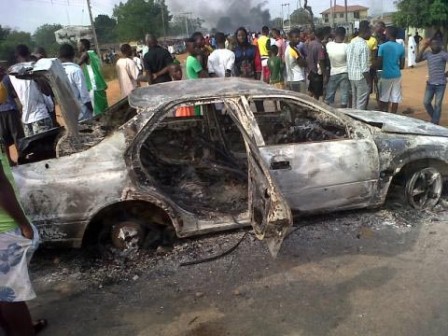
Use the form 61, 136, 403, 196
340, 109, 448, 137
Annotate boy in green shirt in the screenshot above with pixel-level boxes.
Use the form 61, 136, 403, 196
267, 45, 284, 89
185, 38, 208, 80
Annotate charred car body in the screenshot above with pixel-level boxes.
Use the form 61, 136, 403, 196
8, 59, 448, 255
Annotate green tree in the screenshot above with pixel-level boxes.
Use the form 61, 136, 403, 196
33, 24, 63, 57
113, 0, 171, 41
94, 14, 117, 43
393, 0, 448, 46
290, 8, 312, 26
0, 29, 33, 63
0, 25, 11, 42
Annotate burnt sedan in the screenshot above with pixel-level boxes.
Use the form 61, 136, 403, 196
8, 59, 448, 256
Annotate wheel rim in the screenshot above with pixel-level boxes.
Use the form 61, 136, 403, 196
406, 167, 443, 210
111, 221, 145, 251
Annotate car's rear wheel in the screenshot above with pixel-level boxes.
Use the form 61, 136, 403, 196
405, 167, 443, 210
110, 221, 146, 250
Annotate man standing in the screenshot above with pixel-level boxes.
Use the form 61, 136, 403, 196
140, 34, 173, 85
257, 26, 270, 82
271, 28, 286, 62
325, 27, 350, 108
0, 66, 24, 163
207, 32, 235, 78
414, 31, 423, 53
0, 142, 43, 335
306, 28, 328, 101
185, 38, 208, 79
346, 21, 371, 110
78, 39, 108, 116
9, 45, 53, 137
407, 34, 417, 68
59, 43, 93, 122
377, 26, 405, 113
416, 39, 448, 124
116, 44, 140, 98
284, 28, 307, 93
191, 32, 213, 72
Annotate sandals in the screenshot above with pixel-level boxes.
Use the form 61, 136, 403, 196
33, 319, 48, 335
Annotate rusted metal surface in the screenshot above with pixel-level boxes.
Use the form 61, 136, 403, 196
9, 63, 448, 255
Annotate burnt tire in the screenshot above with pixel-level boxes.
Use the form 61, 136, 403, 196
111, 221, 146, 250
405, 167, 443, 210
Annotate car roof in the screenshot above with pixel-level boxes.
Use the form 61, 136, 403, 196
128, 78, 289, 110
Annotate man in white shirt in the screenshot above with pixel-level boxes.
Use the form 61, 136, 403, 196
324, 27, 350, 108
9, 45, 53, 137
284, 28, 307, 93
58, 43, 93, 121
207, 32, 235, 78
116, 43, 140, 99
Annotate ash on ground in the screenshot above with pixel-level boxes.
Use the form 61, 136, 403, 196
30, 202, 448, 292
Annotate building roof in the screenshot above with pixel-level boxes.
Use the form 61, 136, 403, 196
321, 5, 369, 15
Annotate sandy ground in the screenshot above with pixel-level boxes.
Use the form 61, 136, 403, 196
8, 58, 448, 336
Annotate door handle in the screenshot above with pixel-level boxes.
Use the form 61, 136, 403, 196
270, 160, 291, 170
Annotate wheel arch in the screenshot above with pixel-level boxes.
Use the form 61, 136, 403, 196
81, 199, 180, 247
374, 149, 448, 205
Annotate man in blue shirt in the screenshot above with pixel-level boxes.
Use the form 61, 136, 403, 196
378, 26, 405, 113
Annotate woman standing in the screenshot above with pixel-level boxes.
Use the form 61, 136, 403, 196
233, 27, 262, 80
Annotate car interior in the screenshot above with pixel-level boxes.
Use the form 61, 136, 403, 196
139, 102, 249, 219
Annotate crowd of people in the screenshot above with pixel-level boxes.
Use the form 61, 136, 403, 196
113, 23, 447, 123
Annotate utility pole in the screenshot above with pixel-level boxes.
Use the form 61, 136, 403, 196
86, 0, 101, 62
344, 0, 348, 25
159, 0, 166, 40
180, 12, 192, 37
281, 3, 290, 28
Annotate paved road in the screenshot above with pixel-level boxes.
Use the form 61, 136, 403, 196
28, 206, 448, 336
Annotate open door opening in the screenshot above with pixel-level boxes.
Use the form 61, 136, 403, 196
138, 102, 249, 219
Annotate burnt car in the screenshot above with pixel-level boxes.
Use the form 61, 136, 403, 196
8, 59, 448, 256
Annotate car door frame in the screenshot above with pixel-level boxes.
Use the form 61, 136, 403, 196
224, 98, 293, 257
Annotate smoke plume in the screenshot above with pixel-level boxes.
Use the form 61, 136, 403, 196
167, 0, 271, 33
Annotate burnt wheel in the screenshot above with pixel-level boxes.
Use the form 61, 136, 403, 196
111, 221, 146, 250
405, 167, 443, 210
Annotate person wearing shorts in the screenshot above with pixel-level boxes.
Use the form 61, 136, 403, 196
377, 26, 405, 113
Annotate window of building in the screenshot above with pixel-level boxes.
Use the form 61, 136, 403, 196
339, 13, 344, 18
354, 11, 360, 19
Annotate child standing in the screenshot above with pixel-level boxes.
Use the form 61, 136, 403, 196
168, 64, 195, 117
267, 45, 284, 89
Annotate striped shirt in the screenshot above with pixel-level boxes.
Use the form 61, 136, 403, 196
347, 37, 369, 81
422, 51, 448, 85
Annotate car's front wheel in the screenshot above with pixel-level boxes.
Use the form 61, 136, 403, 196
405, 167, 443, 210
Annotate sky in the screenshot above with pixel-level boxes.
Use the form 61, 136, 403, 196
1, 0, 396, 33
